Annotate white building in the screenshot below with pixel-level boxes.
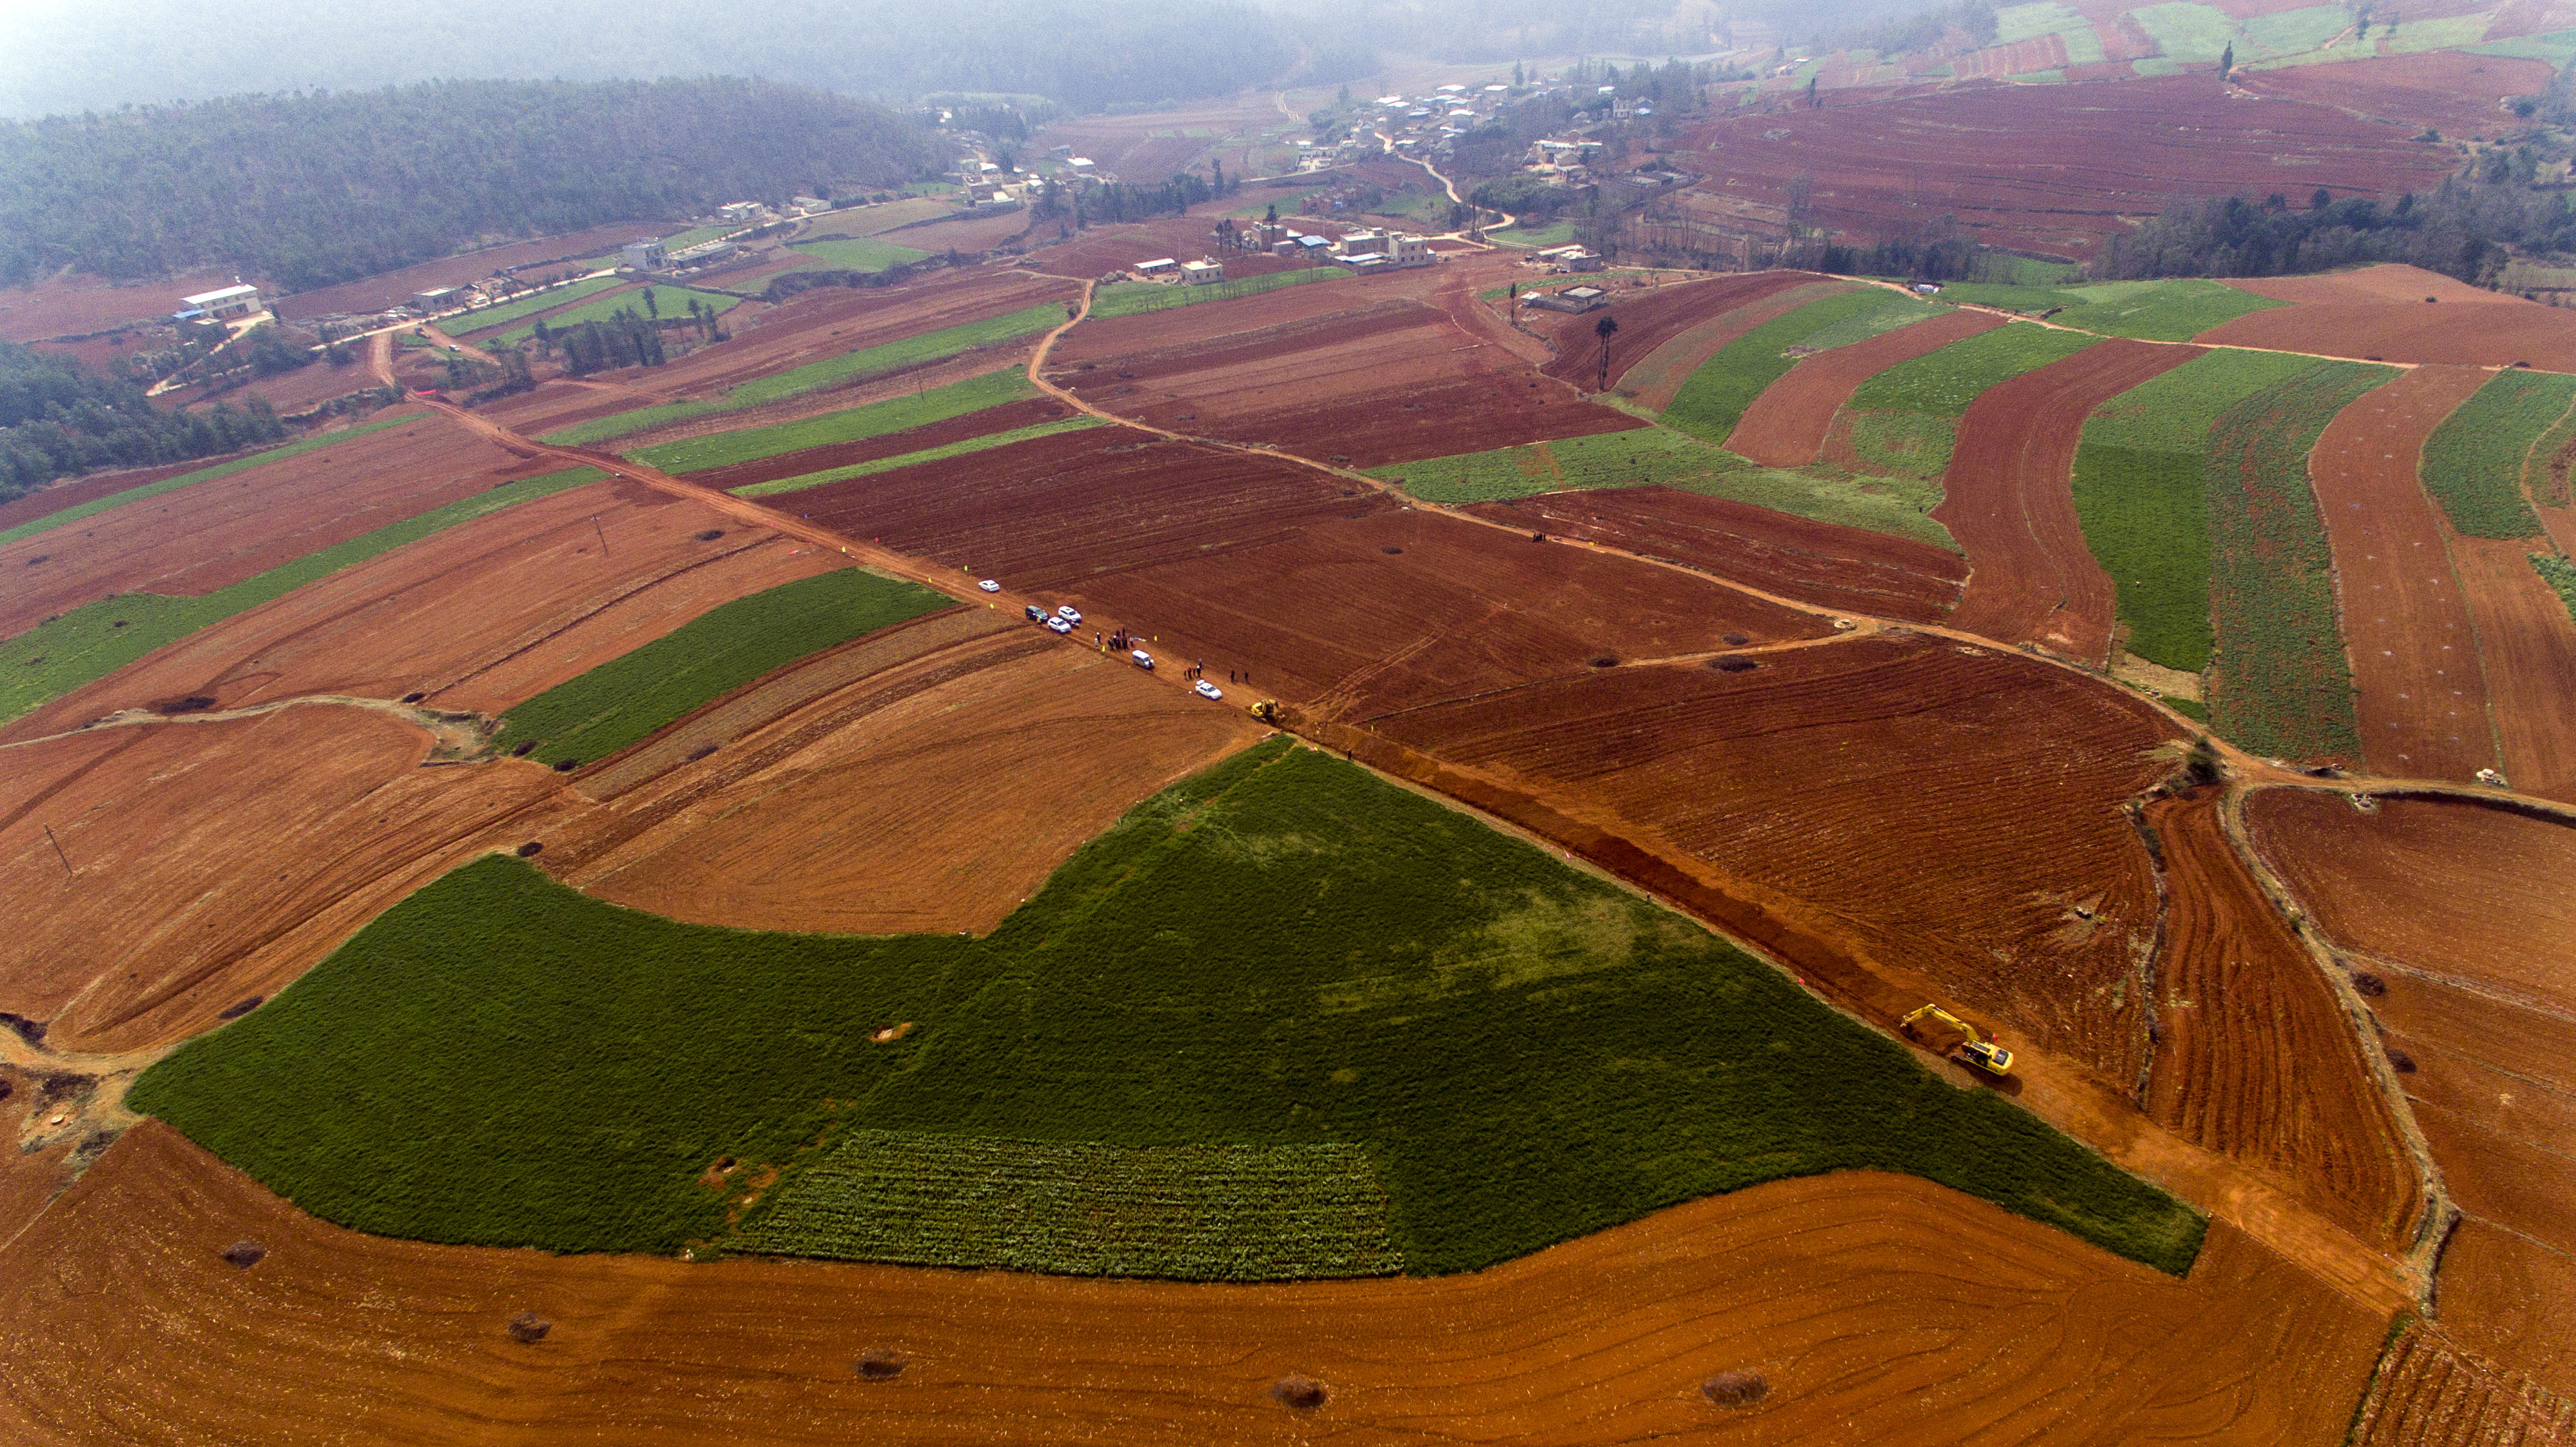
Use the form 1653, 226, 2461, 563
622, 239, 668, 272
1134, 258, 1179, 279
177, 283, 263, 320
1180, 259, 1227, 285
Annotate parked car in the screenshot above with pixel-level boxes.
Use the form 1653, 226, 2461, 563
1131, 649, 1155, 670
1057, 605, 1083, 624
1194, 680, 1223, 700
1045, 617, 1074, 635
978, 579, 1001, 592
1025, 603, 1048, 622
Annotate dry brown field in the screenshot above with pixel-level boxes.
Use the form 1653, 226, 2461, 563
2351, 1321, 2576, 1447
683, 396, 1075, 488
1939, 338, 2201, 663
0, 457, 237, 535
1023, 216, 1308, 280
2304, 364, 2498, 781
1535, 270, 1827, 393
2448, 534, 2576, 800
1727, 309, 2006, 467
2236, 51, 2558, 138
0, 268, 241, 343
0, 1121, 2389, 1446
2206, 265, 2576, 369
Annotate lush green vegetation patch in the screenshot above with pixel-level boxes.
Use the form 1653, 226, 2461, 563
0, 418, 419, 549
631, 369, 1035, 474
734, 1133, 1402, 1278
450, 276, 627, 338
1850, 323, 2098, 416
1487, 221, 1576, 248
1932, 279, 2284, 340
492, 286, 736, 348
496, 567, 951, 765
1090, 267, 1346, 318
1, 465, 601, 723
2419, 369, 2568, 539
734, 416, 1105, 496
1664, 288, 1934, 443
785, 236, 934, 273
2533, 553, 2576, 624
132, 742, 2200, 1273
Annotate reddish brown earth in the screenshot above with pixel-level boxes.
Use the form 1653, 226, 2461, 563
1536, 270, 1827, 391
1612, 282, 1853, 412
0, 707, 572, 1055
1728, 309, 2009, 467
2140, 788, 2421, 1250
2305, 365, 2498, 782
0, 1066, 80, 1250
1678, 77, 2454, 259
2448, 535, 2576, 801
0, 268, 241, 343
0, 414, 531, 641
1940, 337, 2199, 663
2206, 265, 2576, 371
0, 1121, 2388, 1446
270, 223, 651, 323
2247, 790, 2576, 1394
1361, 633, 2177, 1079
882, 208, 1046, 255
1463, 486, 1969, 623
168, 358, 384, 417
2237, 52, 2558, 139
683, 396, 1076, 488
550, 625, 1265, 935
2351, 1321, 2576, 1447
0, 456, 245, 536
1021, 216, 1307, 281
1, 479, 836, 741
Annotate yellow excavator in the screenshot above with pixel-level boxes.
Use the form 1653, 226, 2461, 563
1247, 699, 1279, 724
1901, 1004, 2015, 1075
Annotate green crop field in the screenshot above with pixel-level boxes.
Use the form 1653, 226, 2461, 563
2535, 553, 2576, 625
1376, 424, 1956, 549
2072, 350, 2322, 672
0, 417, 420, 549
734, 1134, 1402, 1279
1935, 279, 2284, 340
1090, 267, 1346, 318
2419, 369, 2569, 538
2240, 3, 2348, 53
2128, 1, 2240, 61
1487, 221, 1576, 248
784, 236, 934, 273
0, 466, 602, 724
450, 276, 625, 338
1842, 410, 1957, 483
541, 303, 1066, 447
2469, 27, 2576, 66
131, 741, 2203, 1274
735, 416, 1105, 496
2375, 14, 2491, 55
1849, 322, 2098, 416
1664, 288, 1938, 443
1993, 1, 2107, 63
2204, 362, 2393, 759
630, 369, 1036, 474
490, 286, 736, 347
495, 568, 951, 765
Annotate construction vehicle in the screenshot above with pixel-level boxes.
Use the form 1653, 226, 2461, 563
1248, 699, 1278, 724
1900, 1004, 2015, 1075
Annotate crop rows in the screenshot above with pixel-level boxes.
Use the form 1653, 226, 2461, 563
2535, 552, 2576, 625
2203, 361, 2392, 759
1663, 287, 1931, 444
0, 416, 419, 549
735, 416, 1103, 496
1090, 266, 1347, 318
485, 285, 738, 349
633, 369, 1034, 474
132, 740, 2202, 1274
1849, 322, 2098, 416
2419, 369, 2570, 538
1934, 279, 2282, 341
732, 1133, 1402, 1279
781, 235, 932, 274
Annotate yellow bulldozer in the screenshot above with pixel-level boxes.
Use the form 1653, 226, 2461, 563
1901, 1004, 2015, 1075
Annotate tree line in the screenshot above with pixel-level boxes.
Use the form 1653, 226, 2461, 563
2099, 175, 2576, 284
1, 340, 287, 500
0, 77, 940, 293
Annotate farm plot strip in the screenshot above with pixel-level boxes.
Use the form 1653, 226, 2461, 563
481, 285, 738, 349
0, 416, 421, 549
447, 275, 627, 339
1538, 270, 1836, 401
1727, 308, 2004, 468
2417, 369, 2570, 540
1661, 288, 1942, 447
1089, 267, 1347, 318
2204, 361, 2393, 761
0, 465, 607, 725
733, 417, 1105, 497
128, 741, 2204, 1273
1936, 278, 2288, 341
2304, 364, 2499, 781
2448, 537, 2576, 799
629, 369, 1038, 476
1939, 338, 2202, 662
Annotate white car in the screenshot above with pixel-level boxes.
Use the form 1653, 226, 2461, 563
1045, 616, 1074, 635
1057, 605, 1082, 625
1131, 649, 1155, 670
977, 579, 1000, 593
1194, 680, 1223, 701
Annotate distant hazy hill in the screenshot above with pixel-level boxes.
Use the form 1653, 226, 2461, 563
0, 78, 940, 291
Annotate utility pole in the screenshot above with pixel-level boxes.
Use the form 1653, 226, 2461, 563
42, 824, 72, 879
591, 515, 610, 556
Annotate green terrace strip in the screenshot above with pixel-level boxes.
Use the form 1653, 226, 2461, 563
629, 369, 1038, 474
1486, 221, 1575, 248
732, 1134, 1403, 1279
2534, 553, 2576, 625
539, 302, 1067, 447
2419, 369, 2570, 539
2, 466, 604, 724
2205, 361, 2395, 760
450, 275, 626, 338
132, 742, 2202, 1273
1993, 1, 2106, 62
1376, 427, 1956, 549
1089, 267, 1348, 319
490, 285, 738, 349
2468, 26, 2576, 65
1662, 287, 1937, 444
1931, 279, 2285, 341
734, 416, 1105, 496
782, 236, 933, 273
496, 567, 949, 766
2071, 350, 2322, 673
1848, 321, 2100, 416
0, 417, 421, 549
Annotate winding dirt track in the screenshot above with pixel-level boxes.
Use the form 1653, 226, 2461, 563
1938, 339, 2202, 663
1727, 309, 2006, 467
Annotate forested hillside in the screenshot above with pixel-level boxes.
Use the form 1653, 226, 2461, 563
1, 341, 287, 498
0, 79, 940, 291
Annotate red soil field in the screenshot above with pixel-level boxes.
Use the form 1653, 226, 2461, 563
0, 456, 239, 536
1537, 270, 1827, 391
0, 1121, 2387, 1446
0, 414, 527, 641
2247, 789, 2576, 1392
1940, 338, 2200, 662
1365, 632, 2177, 1078
1, 478, 836, 742
0, 707, 570, 1055
883, 208, 1045, 255
2237, 51, 2557, 139
1729, 309, 2007, 467
270, 223, 651, 322
2140, 788, 2420, 1250
2351, 1322, 2576, 1447
683, 396, 1075, 488
1613, 281, 1854, 412
1464, 485, 1969, 623
1023, 216, 1305, 281
1678, 77, 2455, 259
0, 1068, 79, 1250
2305, 364, 2498, 781
2448, 534, 2576, 800
2206, 265, 2576, 371
0, 268, 239, 343
554, 629, 1265, 935
1949, 33, 2071, 79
